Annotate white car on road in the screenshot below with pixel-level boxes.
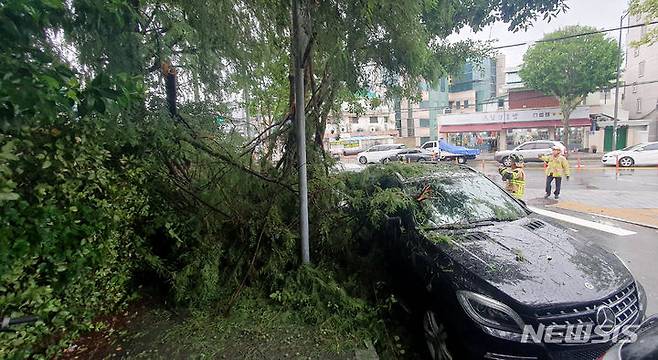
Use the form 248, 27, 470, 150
356, 144, 406, 164
601, 142, 658, 167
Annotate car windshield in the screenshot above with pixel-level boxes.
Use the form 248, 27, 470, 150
404, 174, 527, 227
621, 144, 643, 151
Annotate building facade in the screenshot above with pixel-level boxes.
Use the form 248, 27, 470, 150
398, 56, 505, 147
622, 14, 658, 142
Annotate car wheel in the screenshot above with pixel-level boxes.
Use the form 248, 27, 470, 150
502, 156, 512, 167
457, 157, 466, 164
358, 156, 368, 165
423, 310, 453, 360
382, 158, 390, 164
418, 158, 427, 162
619, 156, 634, 167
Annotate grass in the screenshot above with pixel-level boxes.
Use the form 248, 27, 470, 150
60, 291, 369, 359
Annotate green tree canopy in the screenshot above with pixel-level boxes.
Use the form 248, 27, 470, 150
520, 25, 621, 147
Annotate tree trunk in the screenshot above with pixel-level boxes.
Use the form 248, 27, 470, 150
559, 96, 582, 152
562, 112, 570, 150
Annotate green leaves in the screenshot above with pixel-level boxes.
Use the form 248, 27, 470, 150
629, 0, 658, 46
519, 25, 621, 145
520, 25, 621, 100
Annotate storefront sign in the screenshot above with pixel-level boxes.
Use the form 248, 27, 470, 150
438, 107, 591, 126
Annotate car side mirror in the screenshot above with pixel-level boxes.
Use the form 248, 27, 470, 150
386, 216, 402, 229
385, 216, 403, 246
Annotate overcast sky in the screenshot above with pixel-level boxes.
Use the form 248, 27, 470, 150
450, 0, 629, 68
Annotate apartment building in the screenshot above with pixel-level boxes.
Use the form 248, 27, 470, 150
623, 14, 658, 142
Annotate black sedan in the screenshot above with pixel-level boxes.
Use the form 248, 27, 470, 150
379, 164, 647, 360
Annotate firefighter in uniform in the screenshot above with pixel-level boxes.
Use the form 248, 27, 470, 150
498, 153, 526, 200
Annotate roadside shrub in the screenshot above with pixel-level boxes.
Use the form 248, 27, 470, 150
0, 114, 153, 358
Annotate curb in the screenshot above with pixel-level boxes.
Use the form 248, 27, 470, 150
546, 205, 658, 231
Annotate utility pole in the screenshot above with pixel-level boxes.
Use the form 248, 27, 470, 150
613, 11, 629, 151
292, 0, 310, 264
244, 88, 250, 138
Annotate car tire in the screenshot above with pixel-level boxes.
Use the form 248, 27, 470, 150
619, 156, 634, 167
382, 158, 390, 164
423, 310, 453, 360
457, 157, 466, 164
418, 158, 427, 162
358, 156, 368, 165
502, 156, 512, 167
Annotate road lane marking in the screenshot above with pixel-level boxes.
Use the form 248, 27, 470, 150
528, 207, 637, 236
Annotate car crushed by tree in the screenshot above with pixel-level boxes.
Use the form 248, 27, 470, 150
360, 164, 648, 360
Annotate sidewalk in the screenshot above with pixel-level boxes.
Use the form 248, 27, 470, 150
525, 188, 658, 229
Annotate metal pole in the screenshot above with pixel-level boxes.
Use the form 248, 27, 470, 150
244, 88, 250, 138
612, 13, 627, 151
292, 0, 310, 264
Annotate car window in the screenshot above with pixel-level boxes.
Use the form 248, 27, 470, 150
404, 174, 527, 227
422, 142, 435, 149
409, 150, 421, 154
517, 143, 535, 150
536, 142, 553, 149
643, 143, 658, 151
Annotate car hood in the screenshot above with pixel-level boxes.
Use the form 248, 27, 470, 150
602, 150, 625, 157
437, 217, 633, 309
494, 150, 513, 157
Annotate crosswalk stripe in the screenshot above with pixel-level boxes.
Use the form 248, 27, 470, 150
528, 207, 637, 236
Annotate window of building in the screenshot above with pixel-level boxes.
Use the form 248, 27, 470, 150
639, 61, 645, 77
498, 98, 505, 108
419, 100, 430, 109
464, 100, 469, 108
456, 100, 461, 109
448, 101, 454, 109
350, 117, 358, 124
634, 47, 640, 57
637, 98, 642, 113
369, 116, 378, 124
419, 119, 430, 128
633, 83, 638, 93
420, 136, 431, 145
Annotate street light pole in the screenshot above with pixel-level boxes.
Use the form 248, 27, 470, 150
612, 11, 629, 151
292, 0, 310, 264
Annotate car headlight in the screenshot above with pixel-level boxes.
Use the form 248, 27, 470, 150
457, 291, 526, 341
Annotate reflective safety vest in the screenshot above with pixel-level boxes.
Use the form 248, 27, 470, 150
540, 155, 570, 178
499, 167, 526, 199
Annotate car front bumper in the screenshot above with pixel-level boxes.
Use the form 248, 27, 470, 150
455, 304, 646, 360
460, 322, 635, 360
